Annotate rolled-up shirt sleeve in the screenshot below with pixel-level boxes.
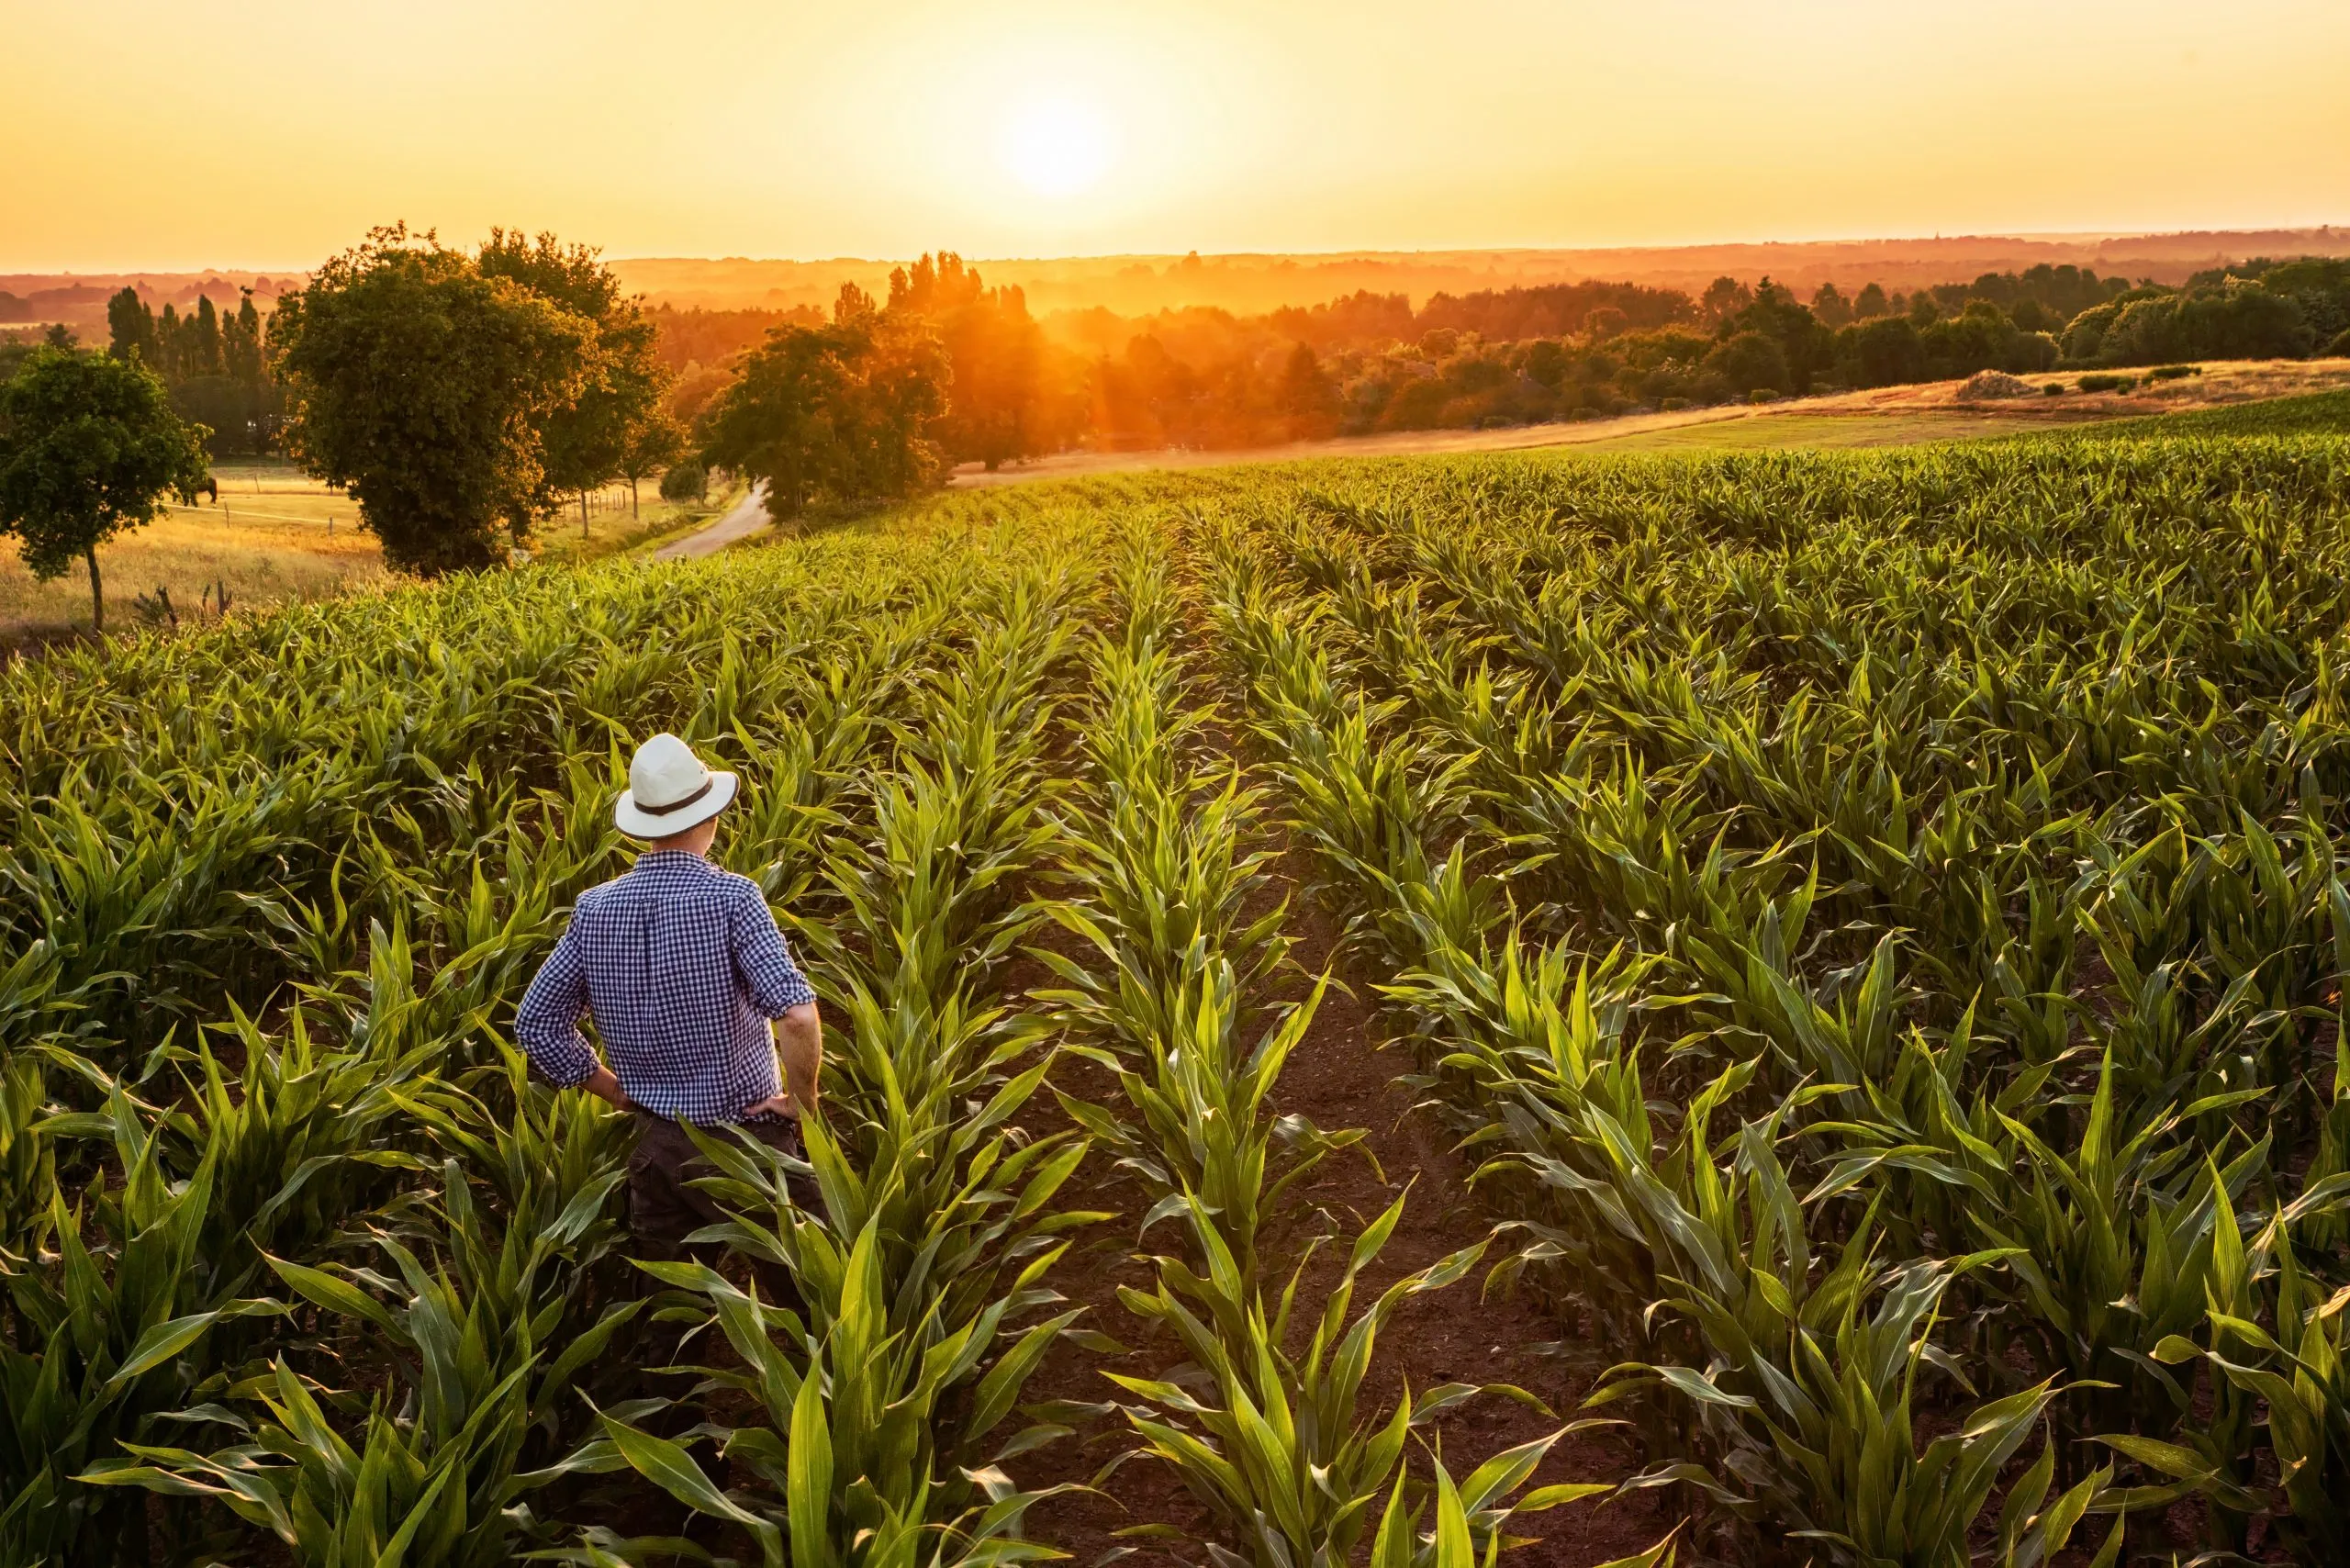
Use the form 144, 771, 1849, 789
732, 887, 817, 1017
515, 924, 599, 1086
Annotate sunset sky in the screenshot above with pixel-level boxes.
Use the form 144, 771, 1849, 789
7, 0, 2347, 271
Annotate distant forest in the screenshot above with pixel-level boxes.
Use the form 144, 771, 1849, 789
22, 248, 2347, 470
645, 253, 2350, 464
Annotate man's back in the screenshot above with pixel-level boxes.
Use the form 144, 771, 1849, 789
516, 849, 814, 1123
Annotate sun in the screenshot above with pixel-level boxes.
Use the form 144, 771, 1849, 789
997, 97, 1119, 198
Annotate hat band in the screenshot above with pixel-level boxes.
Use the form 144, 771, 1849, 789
635, 776, 714, 816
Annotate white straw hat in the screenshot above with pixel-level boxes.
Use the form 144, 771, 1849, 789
614, 733, 738, 838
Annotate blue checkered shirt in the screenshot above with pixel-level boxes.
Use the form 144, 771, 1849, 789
515, 851, 817, 1124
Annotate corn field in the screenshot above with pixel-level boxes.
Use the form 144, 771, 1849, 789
5, 432, 2349, 1567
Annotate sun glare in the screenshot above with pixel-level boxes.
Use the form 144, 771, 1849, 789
998, 98, 1119, 198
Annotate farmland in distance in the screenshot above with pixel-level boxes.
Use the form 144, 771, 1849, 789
9, 431, 2350, 1564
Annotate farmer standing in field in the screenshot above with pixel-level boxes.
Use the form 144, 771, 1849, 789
516, 733, 825, 1261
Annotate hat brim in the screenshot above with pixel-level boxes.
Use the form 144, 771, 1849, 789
614, 770, 739, 838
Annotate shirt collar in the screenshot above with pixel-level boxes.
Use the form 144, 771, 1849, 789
633, 850, 716, 873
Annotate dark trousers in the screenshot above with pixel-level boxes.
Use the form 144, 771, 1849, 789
627, 1111, 824, 1349
626, 1111, 822, 1255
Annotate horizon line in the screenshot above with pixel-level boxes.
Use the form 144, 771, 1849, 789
8, 220, 2349, 281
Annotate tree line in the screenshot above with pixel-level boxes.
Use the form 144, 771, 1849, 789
103, 287, 280, 455
654, 253, 2350, 465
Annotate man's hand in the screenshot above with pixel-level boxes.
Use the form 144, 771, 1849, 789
581, 1064, 633, 1113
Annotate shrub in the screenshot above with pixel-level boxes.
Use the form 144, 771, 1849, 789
2078, 373, 2137, 393
2148, 364, 2202, 381
1749, 387, 1780, 405
658, 460, 707, 502
2042, 383, 2065, 396
1660, 396, 1689, 412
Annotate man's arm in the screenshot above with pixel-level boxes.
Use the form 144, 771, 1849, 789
774, 1003, 822, 1120
733, 887, 822, 1119
516, 924, 629, 1110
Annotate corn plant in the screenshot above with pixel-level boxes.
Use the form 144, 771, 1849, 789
82, 1156, 639, 1567
0, 1089, 281, 1564
1110, 1195, 1589, 1568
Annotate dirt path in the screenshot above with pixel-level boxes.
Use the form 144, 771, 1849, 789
654, 481, 772, 560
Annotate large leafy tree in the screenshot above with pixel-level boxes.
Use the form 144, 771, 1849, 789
0, 347, 210, 632
699, 286, 946, 516
477, 230, 671, 531
270, 226, 592, 575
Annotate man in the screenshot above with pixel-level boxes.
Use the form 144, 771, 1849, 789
516, 732, 825, 1265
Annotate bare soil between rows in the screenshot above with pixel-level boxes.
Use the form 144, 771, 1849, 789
1012, 846, 1670, 1567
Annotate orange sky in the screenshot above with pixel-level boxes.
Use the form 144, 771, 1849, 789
6, 0, 2347, 271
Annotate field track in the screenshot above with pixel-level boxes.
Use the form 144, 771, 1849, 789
654, 481, 775, 560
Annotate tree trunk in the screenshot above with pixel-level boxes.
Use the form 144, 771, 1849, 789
580, 491, 589, 539
630, 476, 639, 518
85, 548, 104, 633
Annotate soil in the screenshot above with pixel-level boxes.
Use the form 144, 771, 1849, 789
1011, 846, 1670, 1567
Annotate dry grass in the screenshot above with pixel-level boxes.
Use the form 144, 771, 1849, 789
0, 508, 387, 637
0, 461, 726, 638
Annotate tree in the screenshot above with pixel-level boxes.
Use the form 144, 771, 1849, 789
226, 291, 264, 385
1810, 283, 1853, 329
2086, 286, 2313, 366
618, 413, 685, 518
156, 304, 182, 378
698, 286, 946, 516
1705, 330, 1789, 397
1852, 283, 1891, 320
1722, 278, 1836, 393
887, 252, 1060, 470
1700, 276, 1754, 325
477, 230, 672, 532
41, 324, 76, 351
1275, 341, 1340, 438
1844, 316, 1927, 386
106, 288, 158, 364
271, 225, 593, 575
0, 348, 209, 631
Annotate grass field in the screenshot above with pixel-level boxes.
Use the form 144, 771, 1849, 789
0, 464, 733, 638
2071, 384, 2350, 439
1563, 407, 2065, 451
10, 431, 2350, 1566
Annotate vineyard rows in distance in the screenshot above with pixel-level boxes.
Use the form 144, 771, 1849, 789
7, 430, 2350, 1565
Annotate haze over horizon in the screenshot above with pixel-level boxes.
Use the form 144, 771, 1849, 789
8, 0, 2348, 274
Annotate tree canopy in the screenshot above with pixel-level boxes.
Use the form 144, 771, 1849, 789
269, 226, 593, 575
698, 286, 947, 515
477, 230, 673, 518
